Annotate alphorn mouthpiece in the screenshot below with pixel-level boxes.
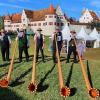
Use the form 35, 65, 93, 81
89, 88, 99, 98
60, 87, 70, 97
28, 83, 37, 92
0, 79, 8, 88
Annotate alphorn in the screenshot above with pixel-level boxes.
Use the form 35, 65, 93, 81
72, 36, 99, 98
55, 34, 70, 97
0, 41, 17, 88
28, 38, 37, 92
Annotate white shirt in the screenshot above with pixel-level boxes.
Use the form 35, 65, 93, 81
0, 34, 11, 44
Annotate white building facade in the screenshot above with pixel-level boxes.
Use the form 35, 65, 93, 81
4, 4, 67, 36
79, 9, 99, 23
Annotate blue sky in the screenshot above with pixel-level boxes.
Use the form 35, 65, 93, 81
0, 0, 100, 19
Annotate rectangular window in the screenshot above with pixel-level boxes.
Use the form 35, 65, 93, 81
45, 22, 47, 25
8, 25, 11, 27
61, 23, 64, 26
30, 24, 33, 26
49, 16, 53, 18
28, 24, 31, 26
57, 23, 59, 26
23, 19, 25, 21
54, 16, 57, 18
34, 23, 37, 26
60, 17, 63, 19
49, 22, 53, 25
38, 23, 41, 26
43, 23, 46, 26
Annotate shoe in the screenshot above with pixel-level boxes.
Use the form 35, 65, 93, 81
3, 59, 6, 61
26, 59, 29, 62
6, 59, 10, 61
66, 61, 69, 63
74, 60, 78, 63
54, 60, 57, 64
19, 60, 22, 63
42, 61, 45, 63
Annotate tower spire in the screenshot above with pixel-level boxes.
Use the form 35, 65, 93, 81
49, 3, 55, 14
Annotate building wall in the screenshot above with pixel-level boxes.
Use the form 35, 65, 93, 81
4, 20, 12, 31
11, 23, 23, 31
4, 6, 67, 36
21, 10, 29, 28
79, 9, 93, 23
44, 14, 57, 36
69, 24, 92, 34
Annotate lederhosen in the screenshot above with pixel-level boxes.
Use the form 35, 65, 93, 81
0, 35, 10, 61
36, 34, 44, 62
18, 34, 29, 62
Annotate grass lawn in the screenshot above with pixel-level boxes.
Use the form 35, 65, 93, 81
0, 36, 100, 100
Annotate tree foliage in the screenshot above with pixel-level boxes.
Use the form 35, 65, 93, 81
0, 16, 4, 30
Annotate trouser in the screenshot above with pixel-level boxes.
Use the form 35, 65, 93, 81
1, 47, 9, 61
67, 46, 77, 62
36, 46, 44, 62
52, 46, 61, 63
19, 47, 29, 62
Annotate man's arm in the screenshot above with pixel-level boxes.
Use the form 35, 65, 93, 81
8, 36, 11, 44
42, 35, 45, 49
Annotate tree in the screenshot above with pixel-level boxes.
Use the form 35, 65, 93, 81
0, 16, 4, 30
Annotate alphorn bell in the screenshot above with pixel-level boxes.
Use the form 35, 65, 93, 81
0, 41, 17, 88
28, 38, 37, 92
55, 34, 70, 97
72, 36, 99, 98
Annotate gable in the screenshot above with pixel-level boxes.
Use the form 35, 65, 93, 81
56, 5, 64, 16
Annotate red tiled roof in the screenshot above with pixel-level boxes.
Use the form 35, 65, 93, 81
24, 4, 56, 21
49, 4, 55, 14
89, 11, 99, 22
4, 14, 11, 20
4, 4, 56, 22
11, 13, 21, 23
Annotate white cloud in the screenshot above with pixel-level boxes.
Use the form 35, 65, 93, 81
10, 0, 32, 3
91, 0, 100, 8
0, 3, 24, 8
